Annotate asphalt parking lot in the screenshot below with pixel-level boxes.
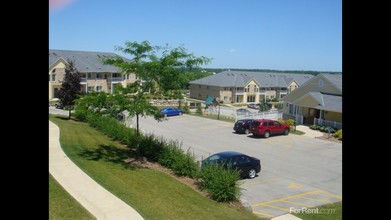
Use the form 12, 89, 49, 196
130, 114, 342, 218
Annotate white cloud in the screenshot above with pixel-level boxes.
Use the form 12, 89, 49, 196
228, 49, 236, 53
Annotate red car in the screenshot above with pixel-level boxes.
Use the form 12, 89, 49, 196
249, 119, 290, 138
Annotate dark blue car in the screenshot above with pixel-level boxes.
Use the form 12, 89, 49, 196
201, 151, 261, 179
161, 107, 183, 117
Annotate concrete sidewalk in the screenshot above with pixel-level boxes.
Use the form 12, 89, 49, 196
295, 125, 323, 138
49, 121, 144, 220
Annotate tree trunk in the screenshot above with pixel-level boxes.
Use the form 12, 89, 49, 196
136, 113, 141, 160
68, 109, 71, 120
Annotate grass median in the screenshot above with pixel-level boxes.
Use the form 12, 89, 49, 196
49, 115, 261, 220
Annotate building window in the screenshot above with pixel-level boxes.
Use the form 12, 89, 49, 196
319, 79, 323, 88
247, 96, 255, 102
206, 86, 209, 89
96, 73, 101, 79
88, 86, 94, 92
199, 85, 201, 88
88, 73, 91, 79
96, 86, 102, 92
51, 74, 56, 81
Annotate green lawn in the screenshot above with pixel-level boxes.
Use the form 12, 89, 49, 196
49, 115, 262, 220
49, 173, 95, 220
292, 202, 342, 220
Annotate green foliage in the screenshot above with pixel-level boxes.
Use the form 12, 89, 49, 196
58, 59, 81, 119
309, 125, 337, 133
275, 103, 283, 110
334, 129, 342, 140
258, 102, 270, 112
198, 163, 241, 202
103, 40, 211, 94
138, 134, 165, 162
183, 102, 190, 114
159, 144, 199, 178
196, 105, 203, 114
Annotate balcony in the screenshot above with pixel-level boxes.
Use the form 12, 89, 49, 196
234, 90, 245, 95
110, 77, 122, 82
80, 77, 87, 83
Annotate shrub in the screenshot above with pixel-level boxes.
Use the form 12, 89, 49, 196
334, 129, 342, 140
158, 143, 199, 178
196, 105, 203, 115
183, 102, 190, 114
198, 163, 241, 202
138, 134, 165, 162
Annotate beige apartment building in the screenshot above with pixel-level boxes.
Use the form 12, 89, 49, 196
49, 50, 137, 100
189, 71, 313, 104
281, 73, 342, 128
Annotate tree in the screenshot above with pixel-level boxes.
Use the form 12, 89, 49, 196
58, 59, 81, 119
102, 40, 211, 131
103, 41, 211, 95
112, 83, 164, 136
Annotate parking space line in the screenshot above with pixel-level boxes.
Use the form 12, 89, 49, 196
318, 190, 342, 199
298, 196, 333, 203
280, 200, 312, 207
261, 204, 290, 211
252, 190, 321, 207
239, 177, 283, 187
252, 211, 275, 218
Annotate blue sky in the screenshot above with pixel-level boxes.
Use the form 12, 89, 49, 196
49, 0, 342, 72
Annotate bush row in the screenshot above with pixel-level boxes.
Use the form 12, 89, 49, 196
309, 125, 337, 133
75, 109, 239, 201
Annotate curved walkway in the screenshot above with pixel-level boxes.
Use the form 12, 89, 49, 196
295, 125, 323, 138
49, 121, 144, 220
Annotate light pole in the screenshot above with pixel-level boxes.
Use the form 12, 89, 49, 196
215, 97, 220, 120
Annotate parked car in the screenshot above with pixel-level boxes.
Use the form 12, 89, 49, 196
201, 151, 261, 179
249, 119, 290, 138
161, 107, 183, 117
55, 102, 64, 109
247, 103, 260, 109
233, 119, 253, 134
236, 108, 251, 115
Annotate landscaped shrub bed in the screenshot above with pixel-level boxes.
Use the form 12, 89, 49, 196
74, 109, 240, 202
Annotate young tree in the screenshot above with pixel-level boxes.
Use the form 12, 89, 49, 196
102, 40, 211, 133
58, 59, 81, 119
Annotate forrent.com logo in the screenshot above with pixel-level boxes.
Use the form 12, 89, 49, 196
289, 207, 336, 214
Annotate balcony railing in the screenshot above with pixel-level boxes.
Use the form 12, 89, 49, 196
110, 77, 122, 82
80, 77, 87, 82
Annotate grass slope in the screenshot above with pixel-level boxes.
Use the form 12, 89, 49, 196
49, 173, 95, 220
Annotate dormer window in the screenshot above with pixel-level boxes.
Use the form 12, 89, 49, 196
319, 79, 323, 88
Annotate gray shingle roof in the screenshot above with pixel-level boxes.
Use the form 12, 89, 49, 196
322, 74, 342, 92
305, 92, 342, 113
49, 49, 129, 73
189, 71, 313, 88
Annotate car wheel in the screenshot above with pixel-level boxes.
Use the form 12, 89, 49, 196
264, 131, 270, 138
179, 112, 183, 116
244, 129, 250, 134
248, 168, 256, 179
284, 129, 289, 135
164, 114, 168, 117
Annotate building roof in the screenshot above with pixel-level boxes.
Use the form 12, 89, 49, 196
322, 74, 342, 92
49, 49, 129, 73
291, 92, 342, 113
189, 71, 313, 88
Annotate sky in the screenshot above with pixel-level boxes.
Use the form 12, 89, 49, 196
49, 0, 342, 72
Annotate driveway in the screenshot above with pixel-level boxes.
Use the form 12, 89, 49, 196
128, 115, 342, 218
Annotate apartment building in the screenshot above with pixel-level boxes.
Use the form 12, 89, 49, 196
189, 71, 313, 104
281, 73, 342, 128
49, 49, 137, 100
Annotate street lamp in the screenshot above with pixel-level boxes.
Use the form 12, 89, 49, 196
215, 97, 220, 120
